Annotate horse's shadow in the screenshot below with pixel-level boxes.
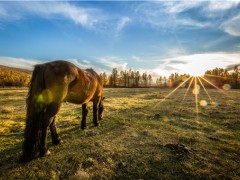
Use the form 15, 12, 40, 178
0, 134, 23, 174
0, 122, 100, 176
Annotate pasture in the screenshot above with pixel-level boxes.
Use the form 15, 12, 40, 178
0, 88, 239, 179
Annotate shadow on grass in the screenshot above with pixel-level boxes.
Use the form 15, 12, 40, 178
0, 134, 23, 175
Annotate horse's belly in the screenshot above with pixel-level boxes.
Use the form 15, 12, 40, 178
65, 91, 93, 104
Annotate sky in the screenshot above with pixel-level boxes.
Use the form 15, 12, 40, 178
0, 1, 240, 78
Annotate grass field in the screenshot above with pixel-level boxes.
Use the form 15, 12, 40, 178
0, 87, 239, 179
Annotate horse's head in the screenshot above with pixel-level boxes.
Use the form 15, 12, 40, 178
99, 96, 105, 120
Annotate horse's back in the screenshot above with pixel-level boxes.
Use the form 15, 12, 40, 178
35, 60, 102, 104
44, 61, 78, 84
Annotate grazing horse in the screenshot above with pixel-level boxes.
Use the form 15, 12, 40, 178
20, 60, 104, 163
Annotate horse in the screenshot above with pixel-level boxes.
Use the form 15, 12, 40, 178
20, 60, 104, 163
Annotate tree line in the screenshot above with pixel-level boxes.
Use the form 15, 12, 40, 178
99, 68, 153, 88
99, 66, 240, 89
0, 64, 239, 89
0, 66, 31, 87
203, 66, 240, 89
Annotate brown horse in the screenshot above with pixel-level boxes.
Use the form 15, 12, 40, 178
20, 60, 104, 163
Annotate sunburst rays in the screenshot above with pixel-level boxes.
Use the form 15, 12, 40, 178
154, 74, 231, 118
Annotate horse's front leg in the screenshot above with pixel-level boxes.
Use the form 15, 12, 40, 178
93, 99, 100, 127
50, 116, 62, 145
39, 102, 61, 157
39, 113, 51, 157
81, 103, 88, 130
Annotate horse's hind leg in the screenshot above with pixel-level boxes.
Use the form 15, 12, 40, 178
81, 103, 88, 130
50, 116, 62, 145
39, 102, 62, 157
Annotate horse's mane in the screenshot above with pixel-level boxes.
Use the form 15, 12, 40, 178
85, 68, 98, 76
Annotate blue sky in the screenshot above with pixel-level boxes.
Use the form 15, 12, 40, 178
0, 1, 240, 77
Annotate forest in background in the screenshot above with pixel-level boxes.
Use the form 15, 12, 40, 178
100, 65, 240, 89
0, 64, 239, 89
0, 65, 31, 87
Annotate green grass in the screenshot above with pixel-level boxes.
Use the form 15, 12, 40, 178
0, 88, 239, 179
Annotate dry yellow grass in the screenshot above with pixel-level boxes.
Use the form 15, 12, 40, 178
0, 88, 239, 179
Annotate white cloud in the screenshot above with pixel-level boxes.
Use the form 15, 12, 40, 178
19, 2, 101, 28
131, 55, 142, 62
0, 1, 103, 28
135, 1, 240, 30
98, 56, 128, 71
0, 57, 106, 74
116, 16, 131, 34
65, 58, 94, 69
0, 57, 40, 70
0, 5, 7, 17
206, 1, 239, 12
0, 2, 132, 34
135, 2, 209, 29
155, 52, 240, 76
221, 13, 240, 36
162, 1, 203, 14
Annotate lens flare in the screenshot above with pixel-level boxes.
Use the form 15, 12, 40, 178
183, 76, 194, 101
162, 116, 169, 123
153, 72, 230, 119
200, 100, 208, 107
222, 84, 231, 91
197, 77, 212, 103
192, 84, 200, 95
194, 77, 199, 117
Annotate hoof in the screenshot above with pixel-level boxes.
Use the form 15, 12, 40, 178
39, 149, 51, 157
94, 122, 100, 127
19, 156, 33, 163
52, 138, 63, 145
81, 126, 87, 130
45, 150, 51, 156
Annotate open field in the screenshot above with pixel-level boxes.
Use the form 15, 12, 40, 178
0, 88, 239, 179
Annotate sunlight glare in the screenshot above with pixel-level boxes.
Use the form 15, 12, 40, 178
183, 76, 194, 101
192, 84, 200, 95
194, 77, 199, 117
200, 100, 208, 107
222, 84, 231, 91
197, 77, 213, 102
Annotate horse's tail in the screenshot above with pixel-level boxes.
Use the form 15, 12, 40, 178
20, 64, 46, 162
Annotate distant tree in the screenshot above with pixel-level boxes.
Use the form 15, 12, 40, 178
142, 73, 147, 87
147, 74, 152, 87
135, 71, 141, 88
233, 65, 240, 88
111, 68, 118, 87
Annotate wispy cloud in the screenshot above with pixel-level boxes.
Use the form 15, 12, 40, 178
0, 1, 133, 35
98, 56, 128, 71
205, 1, 239, 12
221, 13, 240, 36
161, 1, 203, 14
65, 58, 94, 69
0, 57, 105, 74
16, 2, 102, 28
134, 1, 240, 30
0, 57, 40, 70
155, 52, 240, 76
225, 63, 240, 70
116, 16, 131, 35
135, 2, 208, 29
0, 5, 7, 17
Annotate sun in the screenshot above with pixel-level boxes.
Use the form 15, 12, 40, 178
177, 62, 207, 77
190, 69, 205, 77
